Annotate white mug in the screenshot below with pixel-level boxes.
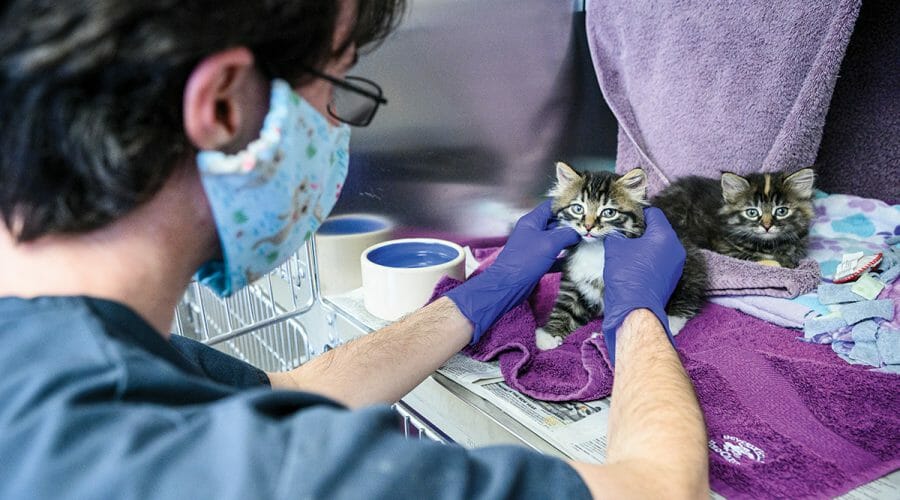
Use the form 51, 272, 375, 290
361, 238, 466, 321
315, 214, 394, 296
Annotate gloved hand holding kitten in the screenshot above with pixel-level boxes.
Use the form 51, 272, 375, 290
601, 207, 686, 364
444, 201, 581, 344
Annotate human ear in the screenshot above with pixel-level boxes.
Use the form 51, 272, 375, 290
182, 47, 269, 153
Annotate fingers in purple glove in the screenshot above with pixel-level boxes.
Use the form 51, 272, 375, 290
641, 207, 678, 240
605, 207, 685, 261
600, 206, 688, 363
445, 200, 582, 344
549, 226, 581, 247
516, 200, 554, 230
642, 206, 671, 228
643, 207, 686, 261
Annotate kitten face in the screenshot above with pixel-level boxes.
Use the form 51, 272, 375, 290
719, 169, 815, 242
549, 162, 648, 243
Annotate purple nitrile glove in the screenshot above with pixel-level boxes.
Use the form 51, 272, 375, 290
445, 201, 580, 344
601, 207, 686, 364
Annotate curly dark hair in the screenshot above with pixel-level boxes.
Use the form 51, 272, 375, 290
0, 0, 405, 241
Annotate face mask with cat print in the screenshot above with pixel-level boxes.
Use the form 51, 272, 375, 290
195, 79, 351, 297
535, 162, 707, 350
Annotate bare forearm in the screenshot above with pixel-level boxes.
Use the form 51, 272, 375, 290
570, 310, 708, 499
607, 309, 708, 496
267, 297, 472, 409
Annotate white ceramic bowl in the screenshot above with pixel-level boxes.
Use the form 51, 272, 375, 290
315, 214, 394, 296
361, 238, 465, 321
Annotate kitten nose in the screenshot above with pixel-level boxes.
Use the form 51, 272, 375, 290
583, 223, 594, 231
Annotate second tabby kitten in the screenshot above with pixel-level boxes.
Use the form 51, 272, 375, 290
650, 169, 815, 268
535, 162, 707, 350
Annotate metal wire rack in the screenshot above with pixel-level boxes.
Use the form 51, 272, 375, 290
172, 244, 316, 372
394, 402, 451, 443
172, 238, 449, 443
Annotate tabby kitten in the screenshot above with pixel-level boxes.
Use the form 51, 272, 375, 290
650, 169, 815, 268
535, 162, 707, 350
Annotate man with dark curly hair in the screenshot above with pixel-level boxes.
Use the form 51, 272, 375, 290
0, 1, 708, 498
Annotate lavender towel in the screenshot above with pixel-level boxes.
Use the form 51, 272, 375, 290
586, 0, 862, 197
709, 295, 814, 328
702, 250, 820, 298
433, 273, 900, 498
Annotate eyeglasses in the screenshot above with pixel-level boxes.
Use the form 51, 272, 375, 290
303, 67, 388, 127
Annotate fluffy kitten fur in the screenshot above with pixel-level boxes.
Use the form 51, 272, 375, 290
650, 169, 815, 268
535, 162, 707, 350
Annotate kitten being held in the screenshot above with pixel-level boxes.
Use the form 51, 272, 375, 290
535, 162, 707, 350
651, 169, 815, 268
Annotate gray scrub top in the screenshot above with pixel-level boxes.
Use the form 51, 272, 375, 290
0, 296, 591, 499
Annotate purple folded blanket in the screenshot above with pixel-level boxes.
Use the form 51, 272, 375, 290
433, 272, 900, 498
702, 250, 820, 298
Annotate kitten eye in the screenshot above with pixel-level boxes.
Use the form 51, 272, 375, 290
600, 208, 618, 218
569, 204, 584, 215
774, 207, 790, 218
744, 208, 760, 218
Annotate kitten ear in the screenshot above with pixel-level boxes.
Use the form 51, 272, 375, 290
783, 168, 815, 199
555, 162, 580, 186
617, 167, 648, 202
721, 172, 750, 203
550, 162, 581, 196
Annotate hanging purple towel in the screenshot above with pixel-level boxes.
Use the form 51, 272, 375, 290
585, 0, 862, 196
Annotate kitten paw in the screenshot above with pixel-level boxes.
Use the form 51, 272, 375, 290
668, 316, 690, 336
535, 328, 564, 350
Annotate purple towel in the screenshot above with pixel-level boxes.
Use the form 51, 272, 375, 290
702, 250, 820, 298
436, 272, 615, 401
586, 0, 863, 197
433, 271, 900, 498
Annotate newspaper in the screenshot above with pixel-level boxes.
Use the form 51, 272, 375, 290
437, 354, 611, 464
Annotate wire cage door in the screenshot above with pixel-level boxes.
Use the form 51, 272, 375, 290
172, 241, 320, 372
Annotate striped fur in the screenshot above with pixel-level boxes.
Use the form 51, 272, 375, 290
651, 168, 815, 268
537, 163, 708, 348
